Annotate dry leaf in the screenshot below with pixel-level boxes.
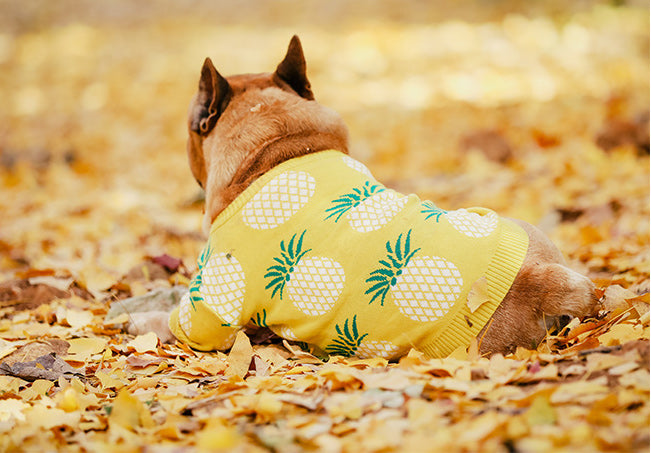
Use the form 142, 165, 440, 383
108, 389, 154, 431
227, 331, 253, 378
126, 332, 159, 353
66, 337, 108, 356
466, 276, 490, 314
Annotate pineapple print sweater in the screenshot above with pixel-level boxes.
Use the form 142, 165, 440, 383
169, 150, 529, 359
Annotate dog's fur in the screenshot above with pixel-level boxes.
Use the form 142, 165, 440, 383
129, 36, 600, 356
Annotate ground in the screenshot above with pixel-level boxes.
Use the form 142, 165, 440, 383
0, 1, 649, 451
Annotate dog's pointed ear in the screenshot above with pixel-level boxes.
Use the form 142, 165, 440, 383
192, 57, 233, 135
273, 35, 314, 100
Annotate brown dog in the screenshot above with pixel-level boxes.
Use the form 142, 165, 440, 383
129, 36, 600, 357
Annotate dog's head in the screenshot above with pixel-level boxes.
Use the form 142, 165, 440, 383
187, 36, 349, 231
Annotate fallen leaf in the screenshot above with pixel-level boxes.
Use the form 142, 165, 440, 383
108, 389, 155, 431
126, 332, 159, 353
0, 399, 28, 422
467, 276, 490, 314
227, 331, 253, 378
525, 395, 556, 426
0, 353, 84, 381
63, 309, 94, 329
66, 337, 108, 357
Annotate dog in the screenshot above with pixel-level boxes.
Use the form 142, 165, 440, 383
128, 36, 600, 358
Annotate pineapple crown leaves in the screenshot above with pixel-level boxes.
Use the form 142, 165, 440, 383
325, 315, 368, 357
189, 244, 213, 310
365, 230, 421, 306
421, 200, 447, 222
250, 309, 268, 327
324, 180, 385, 222
264, 230, 312, 299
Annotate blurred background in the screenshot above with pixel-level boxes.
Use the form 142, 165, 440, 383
0, 0, 648, 292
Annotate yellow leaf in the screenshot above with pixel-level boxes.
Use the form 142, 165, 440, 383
0, 376, 22, 395
96, 370, 126, 390
58, 387, 80, 412
66, 337, 108, 356
20, 379, 54, 401
64, 309, 94, 329
0, 399, 28, 422
108, 389, 154, 431
467, 276, 490, 314
227, 331, 253, 378
126, 331, 159, 353
525, 395, 556, 426
585, 351, 631, 373
487, 353, 518, 384
25, 402, 81, 430
197, 418, 242, 450
618, 369, 650, 391
598, 323, 645, 346
255, 391, 283, 420
602, 285, 638, 313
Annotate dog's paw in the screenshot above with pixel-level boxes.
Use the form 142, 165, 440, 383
127, 311, 175, 344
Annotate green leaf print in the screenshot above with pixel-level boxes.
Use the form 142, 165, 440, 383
189, 243, 212, 310
325, 315, 368, 357
365, 230, 421, 306
421, 200, 447, 222
250, 309, 268, 327
324, 181, 385, 222
264, 230, 312, 300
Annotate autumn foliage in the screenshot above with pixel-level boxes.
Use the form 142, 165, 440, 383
0, 1, 649, 451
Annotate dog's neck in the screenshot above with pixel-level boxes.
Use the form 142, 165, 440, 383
201, 87, 350, 232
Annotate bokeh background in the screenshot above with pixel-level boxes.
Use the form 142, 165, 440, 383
0, 0, 648, 293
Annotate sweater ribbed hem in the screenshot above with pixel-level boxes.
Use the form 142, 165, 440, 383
420, 219, 529, 358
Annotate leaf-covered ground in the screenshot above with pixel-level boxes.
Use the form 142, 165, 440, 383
0, 1, 649, 451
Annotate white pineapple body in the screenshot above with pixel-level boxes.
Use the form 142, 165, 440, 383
446, 209, 498, 238
342, 155, 373, 178
242, 171, 316, 230
201, 253, 246, 325
390, 256, 463, 322
348, 190, 408, 233
178, 292, 193, 335
355, 340, 405, 360
286, 256, 345, 316
275, 325, 299, 341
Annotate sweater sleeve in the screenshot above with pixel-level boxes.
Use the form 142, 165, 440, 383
169, 292, 240, 351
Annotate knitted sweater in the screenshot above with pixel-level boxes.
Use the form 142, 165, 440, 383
169, 150, 529, 359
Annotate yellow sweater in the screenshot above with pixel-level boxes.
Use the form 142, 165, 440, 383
169, 150, 529, 359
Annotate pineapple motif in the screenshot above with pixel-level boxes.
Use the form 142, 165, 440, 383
275, 325, 299, 341
201, 252, 247, 325
178, 291, 237, 350
355, 340, 405, 360
365, 230, 421, 305
325, 315, 368, 357
342, 155, 373, 178
250, 309, 268, 327
325, 180, 385, 221
446, 209, 498, 238
325, 182, 408, 233
421, 200, 447, 222
188, 244, 212, 310
265, 230, 345, 316
365, 230, 464, 322
242, 171, 316, 230
178, 292, 193, 335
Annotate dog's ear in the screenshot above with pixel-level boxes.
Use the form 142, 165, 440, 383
191, 57, 233, 135
273, 35, 315, 100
